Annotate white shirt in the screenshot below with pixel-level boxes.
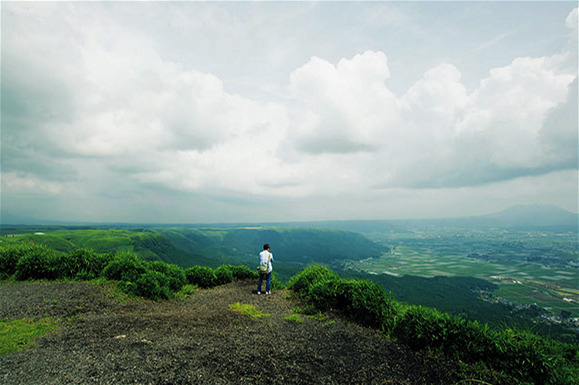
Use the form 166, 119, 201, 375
259, 250, 273, 273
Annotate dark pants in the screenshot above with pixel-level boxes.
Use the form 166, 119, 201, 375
257, 272, 271, 293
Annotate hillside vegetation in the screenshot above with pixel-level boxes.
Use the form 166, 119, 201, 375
1, 243, 578, 385
2, 225, 577, 344
0, 226, 386, 282
155, 227, 386, 263
288, 265, 579, 385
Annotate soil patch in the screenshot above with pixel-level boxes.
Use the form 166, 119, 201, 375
0, 280, 461, 384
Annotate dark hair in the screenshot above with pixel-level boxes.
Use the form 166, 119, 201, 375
263, 243, 270, 250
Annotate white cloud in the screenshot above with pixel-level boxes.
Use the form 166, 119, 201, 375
288, 51, 398, 154
285, 42, 576, 190
1, 2, 577, 222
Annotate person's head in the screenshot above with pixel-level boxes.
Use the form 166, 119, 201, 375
263, 243, 270, 250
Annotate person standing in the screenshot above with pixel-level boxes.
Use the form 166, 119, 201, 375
257, 243, 273, 295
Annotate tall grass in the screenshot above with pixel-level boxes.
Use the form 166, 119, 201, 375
0, 243, 37, 279
14, 244, 61, 281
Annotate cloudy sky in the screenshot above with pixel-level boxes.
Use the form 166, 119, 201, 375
1, 1, 578, 224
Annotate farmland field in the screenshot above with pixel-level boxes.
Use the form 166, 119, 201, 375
346, 230, 579, 317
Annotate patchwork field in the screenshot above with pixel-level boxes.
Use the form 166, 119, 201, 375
348, 231, 579, 317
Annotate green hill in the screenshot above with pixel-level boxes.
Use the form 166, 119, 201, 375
0, 229, 210, 267
155, 226, 388, 280
157, 227, 386, 261
0, 226, 387, 277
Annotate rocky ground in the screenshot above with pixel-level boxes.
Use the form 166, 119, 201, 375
0, 280, 463, 384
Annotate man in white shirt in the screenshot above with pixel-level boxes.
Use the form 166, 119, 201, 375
257, 243, 273, 295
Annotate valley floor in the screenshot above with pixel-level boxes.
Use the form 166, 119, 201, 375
0, 280, 461, 385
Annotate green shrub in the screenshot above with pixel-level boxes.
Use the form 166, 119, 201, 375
308, 275, 343, 311
102, 253, 188, 301
393, 306, 478, 353
289, 266, 398, 331
214, 265, 234, 285
14, 244, 61, 280
287, 266, 579, 385
173, 284, 196, 300
287, 264, 340, 297
492, 328, 578, 385
0, 244, 35, 279
147, 260, 186, 292
133, 270, 172, 301
53, 248, 113, 280
101, 252, 147, 282
227, 265, 258, 280
185, 264, 259, 289
339, 279, 398, 331
185, 265, 216, 288
77, 252, 113, 281
391, 305, 579, 385
307, 276, 398, 331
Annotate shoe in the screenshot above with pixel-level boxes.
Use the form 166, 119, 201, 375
266, 291, 271, 295
257, 291, 261, 295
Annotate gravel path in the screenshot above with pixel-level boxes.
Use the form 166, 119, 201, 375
0, 280, 461, 384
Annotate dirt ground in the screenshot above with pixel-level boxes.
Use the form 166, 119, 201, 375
0, 280, 462, 385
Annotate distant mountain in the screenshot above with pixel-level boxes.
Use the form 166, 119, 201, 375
267, 204, 578, 234
483, 204, 578, 230
3, 204, 576, 233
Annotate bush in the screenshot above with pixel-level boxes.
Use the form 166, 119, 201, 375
391, 305, 579, 385
134, 270, 172, 301
101, 252, 147, 282
79, 251, 114, 281
14, 244, 61, 280
227, 265, 258, 281
393, 306, 473, 352
185, 266, 216, 288
492, 327, 578, 385
287, 265, 579, 385
308, 274, 343, 311
54, 248, 113, 280
118, 270, 172, 301
214, 265, 234, 285
147, 261, 186, 292
287, 264, 340, 297
288, 266, 398, 331
0, 244, 35, 279
339, 279, 398, 331
306, 275, 398, 331
214, 264, 261, 283
102, 253, 188, 300
183, 264, 266, 289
